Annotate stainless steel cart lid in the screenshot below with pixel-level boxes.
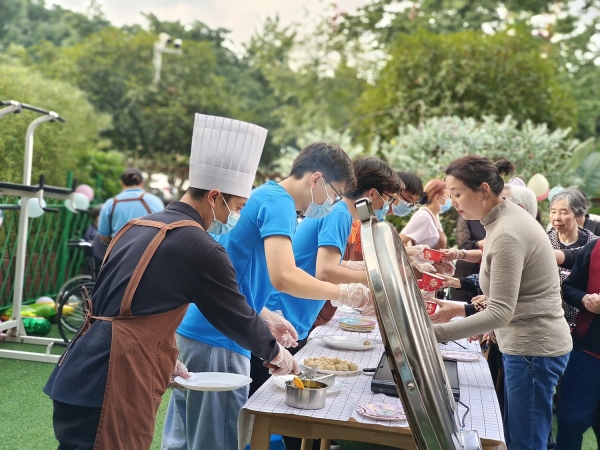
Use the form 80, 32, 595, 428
357, 198, 472, 450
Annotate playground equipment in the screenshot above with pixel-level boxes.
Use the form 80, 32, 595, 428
0, 100, 77, 363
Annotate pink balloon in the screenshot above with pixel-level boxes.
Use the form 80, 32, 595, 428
536, 190, 550, 202
75, 184, 94, 201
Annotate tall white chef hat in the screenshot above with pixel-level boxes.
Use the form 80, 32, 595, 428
189, 114, 268, 198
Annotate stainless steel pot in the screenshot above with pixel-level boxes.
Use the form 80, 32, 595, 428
285, 380, 327, 409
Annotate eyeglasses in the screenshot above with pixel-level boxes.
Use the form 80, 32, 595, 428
380, 191, 399, 208
398, 192, 418, 209
323, 176, 343, 205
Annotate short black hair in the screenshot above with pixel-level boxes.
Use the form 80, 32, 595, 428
121, 168, 144, 187
396, 171, 423, 197
186, 187, 232, 203
289, 142, 356, 193
346, 157, 404, 200
445, 156, 515, 196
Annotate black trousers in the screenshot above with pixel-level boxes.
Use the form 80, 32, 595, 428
53, 400, 101, 450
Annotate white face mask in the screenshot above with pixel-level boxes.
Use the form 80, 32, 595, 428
206, 196, 240, 235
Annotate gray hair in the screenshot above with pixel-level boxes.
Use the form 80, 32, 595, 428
507, 185, 538, 218
550, 188, 589, 218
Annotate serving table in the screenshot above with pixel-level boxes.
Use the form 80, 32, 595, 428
238, 309, 505, 450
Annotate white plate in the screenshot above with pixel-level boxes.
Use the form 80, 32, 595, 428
321, 336, 376, 351
272, 375, 344, 394
440, 350, 480, 362
300, 361, 363, 375
356, 403, 406, 421
338, 324, 375, 333
174, 372, 252, 391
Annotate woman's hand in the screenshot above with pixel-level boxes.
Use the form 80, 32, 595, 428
472, 294, 488, 305
440, 248, 458, 262
433, 261, 456, 276
429, 298, 466, 324
439, 274, 461, 289
582, 294, 600, 314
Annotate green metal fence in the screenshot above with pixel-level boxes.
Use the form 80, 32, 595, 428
0, 177, 100, 311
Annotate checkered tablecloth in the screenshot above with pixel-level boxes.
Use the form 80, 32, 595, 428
237, 308, 504, 449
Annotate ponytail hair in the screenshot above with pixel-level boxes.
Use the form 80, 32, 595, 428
121, 168, 144, 187
421, 179, 447, 205
445, 156, 515, 195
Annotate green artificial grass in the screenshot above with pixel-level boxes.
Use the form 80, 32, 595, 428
1, 325, 597, 449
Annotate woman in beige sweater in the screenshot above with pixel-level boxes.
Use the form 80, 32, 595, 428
433, 156, 571, 450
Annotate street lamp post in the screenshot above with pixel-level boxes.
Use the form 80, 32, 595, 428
153, 32, 183, 88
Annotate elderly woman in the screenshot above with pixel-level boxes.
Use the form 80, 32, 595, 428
549, 188, 595, 250
400, 179, 449, 249
433, 155, 572, 450
548, 188, 597, 328
556, 238, 600, 449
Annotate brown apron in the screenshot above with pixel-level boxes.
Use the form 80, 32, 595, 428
63, 218, 204, 449
108, 193, 152, 236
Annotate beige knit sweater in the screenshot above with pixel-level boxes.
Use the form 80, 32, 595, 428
433, 200, 572, 357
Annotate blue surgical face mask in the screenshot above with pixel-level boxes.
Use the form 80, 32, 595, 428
374, 191, 394, 222
207, 196, 240, 235
304, 179, 334, 219
440, 198, 452, 213
393, 201, 414, 217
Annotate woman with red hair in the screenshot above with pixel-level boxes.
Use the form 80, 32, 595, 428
400, 179, 450, 249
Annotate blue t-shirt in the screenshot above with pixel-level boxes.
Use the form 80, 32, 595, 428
265, 201, 353, 340
98, 188, 164, 237
177, 181, 297, 358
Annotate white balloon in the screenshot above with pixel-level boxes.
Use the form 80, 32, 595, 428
19, 198, 46, 218
64, 199, 77, 214
72, 192, 90, 210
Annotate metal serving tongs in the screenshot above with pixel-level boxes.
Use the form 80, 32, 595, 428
298, 366, 318, 380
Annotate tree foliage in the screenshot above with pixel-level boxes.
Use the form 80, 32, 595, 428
380, 115, 577, 188
0, 0, 109, 49
0, 62, 113, 188
354, 29, 577, 143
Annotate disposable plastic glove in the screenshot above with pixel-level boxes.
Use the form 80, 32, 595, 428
361, 301, 377, 317
345, 260, 366, 271
268, 343, 300, 376
410, 245, 430, 265
433, 260, 456, 276
411, 262, 436, 274
260, 310, 299, 348
168, 360, 191, 388
332, 283, 371, 308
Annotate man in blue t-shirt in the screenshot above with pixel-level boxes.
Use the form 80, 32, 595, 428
266, 158, 404, 349
262, 157, 404, 450
163, 143, 372, 450
97, 168, 164, 241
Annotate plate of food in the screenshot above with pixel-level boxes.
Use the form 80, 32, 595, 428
173, 372, 252, 391
321, 336, 375, 351
272, 375, 343, 394
339, 317, 376, 327
302, 356, 362, 375
440, 350, 480, 362
356, 403, 406, 421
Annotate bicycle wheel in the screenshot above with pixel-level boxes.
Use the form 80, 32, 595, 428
56, 274, 92, 305
57, 282, 95, 343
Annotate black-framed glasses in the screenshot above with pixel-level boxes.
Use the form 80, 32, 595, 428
380, 191, 399, 207
398, 192, 418, 208
323, 176, 343, 205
